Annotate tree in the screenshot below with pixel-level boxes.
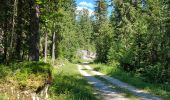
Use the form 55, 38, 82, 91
29, 0, 40, 61
108, 0, 170, 83
77, 8, 94, 50
15, 0, 23, 60
94, 0, 112, 63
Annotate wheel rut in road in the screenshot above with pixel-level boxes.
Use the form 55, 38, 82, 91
78, 64, 129, 100
78, 63, 162, 100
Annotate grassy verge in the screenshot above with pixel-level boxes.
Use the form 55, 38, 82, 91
90, 63, 170, 100
0, 61, 53, 99
49, 59, 97, 100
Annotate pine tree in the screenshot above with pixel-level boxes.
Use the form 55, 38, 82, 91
94, 0, 112, 63
77, 8, 93, 50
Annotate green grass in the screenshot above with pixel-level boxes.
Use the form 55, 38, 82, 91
49, 59, 97, 100
0, 94, 7, 100
90, 63, 170, 100
0, 61, 53, 98
0, 59, 98, 99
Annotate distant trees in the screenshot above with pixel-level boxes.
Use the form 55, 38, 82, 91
77, 9, 94, 51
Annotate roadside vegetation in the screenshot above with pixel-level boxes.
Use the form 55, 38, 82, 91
0, 59, 97, 99
0, 61, 53, 99
90, 63, 170, 100
49, 59, 97, 100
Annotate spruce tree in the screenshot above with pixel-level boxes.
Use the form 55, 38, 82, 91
94, 0, 112, 63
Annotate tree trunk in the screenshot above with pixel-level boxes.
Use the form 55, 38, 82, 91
8, 0, 18, 60
29, 0, 40, 61
3, 1, 9, 63
15, 0, 23, 60
52, 32, 56, 64
44, 31, 48, 62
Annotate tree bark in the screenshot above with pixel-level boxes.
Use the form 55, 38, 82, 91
52, 32, 56, 64
15, 0, 23, 60
8, 0, 18, 60
44, 31, 48, 62
29, 0, 40, 61
2, 0, 9, 63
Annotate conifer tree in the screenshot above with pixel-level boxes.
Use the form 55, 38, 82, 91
94, 0, 112, 63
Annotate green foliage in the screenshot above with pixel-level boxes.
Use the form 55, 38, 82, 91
77, 9, 94, 50
0, 65, 11, 79
49, 59, 97, 100
40, 0, 80, 62
144, 63, 170, 83
0, 94, 7, 100
94, 0, 113, 63
107, 0, 170, 83
0, 62, 53, 91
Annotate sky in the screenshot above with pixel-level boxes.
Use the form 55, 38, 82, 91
76, 0, 112, 16
76, 0, 95, 16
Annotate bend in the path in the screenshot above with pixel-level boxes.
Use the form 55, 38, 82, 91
78, 64, 129, 100
83, 64, 162, 100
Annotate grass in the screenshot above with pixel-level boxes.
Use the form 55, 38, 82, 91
0, 94, 7, 100
0, 61, 53, 98
0, 59, 98, 99
49, 59, 97, 100
90, 63, 170, 100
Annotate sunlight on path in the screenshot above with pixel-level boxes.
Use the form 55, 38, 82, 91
83, 64, 162, 100
78, 64, 129, 100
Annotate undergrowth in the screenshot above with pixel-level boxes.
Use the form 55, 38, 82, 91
0, 61, 53, 98
0, 59, 97, 99
90, 63, 170, 100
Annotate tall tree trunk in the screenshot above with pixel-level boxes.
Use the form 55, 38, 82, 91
8, 0, 18, 60
44, 31, 48, 62
3, 30, 8, 62
3, 0, 9, 63
15, 0, 23, 60
52, 32, 56, 64
29, 0, 40, 61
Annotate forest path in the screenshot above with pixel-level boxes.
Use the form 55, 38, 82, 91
78, 64, 129, 100
78, 63, 162, 100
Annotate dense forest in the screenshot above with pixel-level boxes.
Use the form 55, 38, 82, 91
0, 0, 170, 99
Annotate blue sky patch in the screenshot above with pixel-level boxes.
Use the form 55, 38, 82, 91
76, 0, 112, 16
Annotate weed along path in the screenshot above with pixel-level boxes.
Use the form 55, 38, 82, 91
78, 63, 162, 100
